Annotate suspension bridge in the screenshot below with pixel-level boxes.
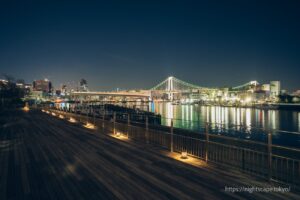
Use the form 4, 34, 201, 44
150, 76, 214, 100
70, 76, 258, 101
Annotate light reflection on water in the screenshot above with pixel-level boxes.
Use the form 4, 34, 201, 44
148, 102, 289, 131
298, 112, 300, 132
147, 102, 300, 147
58, 101, 300, 147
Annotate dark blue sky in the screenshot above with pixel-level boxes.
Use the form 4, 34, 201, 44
0, 0, 299, 91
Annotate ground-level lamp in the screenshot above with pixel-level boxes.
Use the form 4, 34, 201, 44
22, 102, 30, 112
59, 114, 64, 119
116, 132, 121, 137
84, 122, 96, 129
111, 131, 128, 141
69, 117, 77, 123
181, 151, 188, 159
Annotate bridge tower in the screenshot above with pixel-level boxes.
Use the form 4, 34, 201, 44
167, 76, 174, 101
150, 76, 210, 101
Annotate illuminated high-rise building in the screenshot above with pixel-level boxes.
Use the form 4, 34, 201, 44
32, 79, 52, 93
270, 81, 281, 97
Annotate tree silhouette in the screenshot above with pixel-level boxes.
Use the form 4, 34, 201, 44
80, 78, 87, 86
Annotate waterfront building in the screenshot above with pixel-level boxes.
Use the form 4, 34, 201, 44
270, 81, 281, 97
261, 84, 270, 92
33, 79, 52, 93
0, 79, 8, 86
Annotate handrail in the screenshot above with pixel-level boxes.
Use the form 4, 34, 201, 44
59, 106, 300, 136
45, 108, 300, 186
49, 108, 300, 153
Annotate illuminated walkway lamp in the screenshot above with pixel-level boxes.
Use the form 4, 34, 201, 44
69, 117, 77, 123
181, 151, 188, 159
84, 122, 96, 129
116, 132, 121, 137
22, 102, 30, 112
111, 131, 128, 140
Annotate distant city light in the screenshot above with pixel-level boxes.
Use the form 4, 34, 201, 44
245, 97, 252, 103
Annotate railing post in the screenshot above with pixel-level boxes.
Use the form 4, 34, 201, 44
170, 119, 173, 152
205, 123, 209, 162
127, 113, 130, 138
93, 110, 95, 125
113, 112, 116, 135
268, 132, 272, 181
145, 116, 149, 130
242, 149, 245, 170
102, 110, 105, 130
79, 106, 82, 122
86, 105, 89, 123
145, 116, 149, 143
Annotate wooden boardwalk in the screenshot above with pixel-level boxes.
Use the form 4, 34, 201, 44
0, 109, 299, 200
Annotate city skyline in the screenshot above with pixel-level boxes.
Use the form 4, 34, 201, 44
1, 1, 300, 91
1, 1, 300, 198
0, 74, 285, 93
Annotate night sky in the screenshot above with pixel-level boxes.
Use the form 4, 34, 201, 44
0, 0, 299, 91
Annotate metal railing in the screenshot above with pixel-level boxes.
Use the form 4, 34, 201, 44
46, 108, 300, 186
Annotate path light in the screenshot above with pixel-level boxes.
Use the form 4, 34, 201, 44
51, 112, 56, 116
22, 106, 30, 112
41, 109, 45, 112
69, 117, 77, 123
84, 122, 96, 129
116, 132, 121, 137
181, 151, 188, 159
22, 102, 30, 112
110, 131, 129, 141
166, 152, 207, 167
59, 114, 64, 119
46, 111, 50, 114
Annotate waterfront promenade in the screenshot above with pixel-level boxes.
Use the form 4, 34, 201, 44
0, 109, 299, 200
